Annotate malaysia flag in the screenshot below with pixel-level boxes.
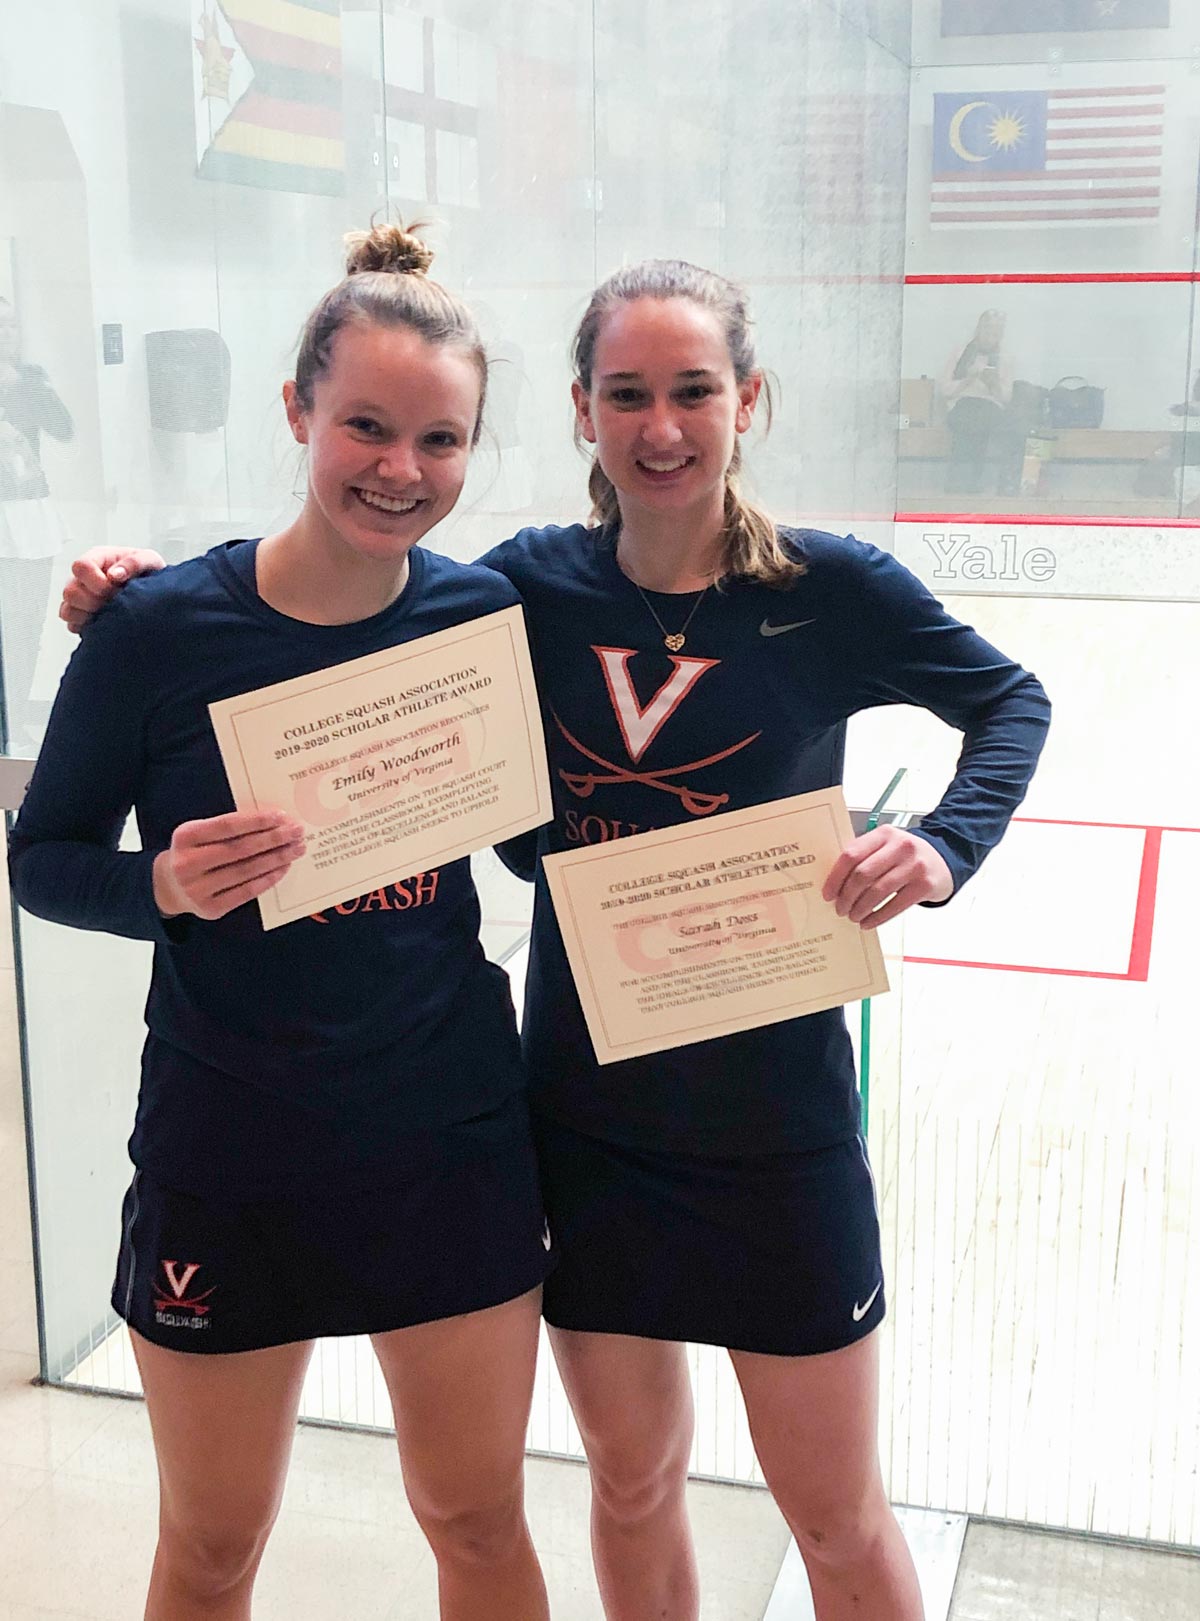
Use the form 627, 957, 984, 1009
930, 86, 1164, 228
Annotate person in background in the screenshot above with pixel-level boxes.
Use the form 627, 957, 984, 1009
0, 295, 73, 747
939, 308, 1020, 498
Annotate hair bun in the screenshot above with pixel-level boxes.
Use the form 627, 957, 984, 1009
344, 223, 435, 278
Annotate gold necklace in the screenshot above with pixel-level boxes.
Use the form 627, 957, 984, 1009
631, 581, 710, 652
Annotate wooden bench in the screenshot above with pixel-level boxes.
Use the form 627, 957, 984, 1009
900, 427, 1178, 462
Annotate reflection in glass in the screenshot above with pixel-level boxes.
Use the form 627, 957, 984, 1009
901, 281, 1197, 520
0, 288, 73, 751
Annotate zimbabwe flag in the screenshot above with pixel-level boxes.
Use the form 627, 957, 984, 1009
193, 0, 344, 197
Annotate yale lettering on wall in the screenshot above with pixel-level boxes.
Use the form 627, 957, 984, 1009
892, 521, 1200, 602
922, 530, 1056, 585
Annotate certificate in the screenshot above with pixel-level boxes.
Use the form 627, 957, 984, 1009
209, 605, 551, 930
542, 787, 888, 1063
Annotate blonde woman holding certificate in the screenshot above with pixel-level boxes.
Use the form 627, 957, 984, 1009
14, 226, 554, 1621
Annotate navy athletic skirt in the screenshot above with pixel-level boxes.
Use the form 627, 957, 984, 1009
113, 1092, 554, 1354
534, 1113, 885, 1357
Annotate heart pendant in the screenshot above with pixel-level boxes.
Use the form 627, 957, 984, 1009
664, 633, 686, 652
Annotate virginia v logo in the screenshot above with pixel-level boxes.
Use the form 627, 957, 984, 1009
161, 1262, 202, 1300
553, 646, 760, 819
595, 647, 717, 761
154, 1260, 216, 1315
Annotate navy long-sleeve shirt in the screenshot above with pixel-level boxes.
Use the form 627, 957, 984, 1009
9, 539, 526, 1195
480, 524, 1051, 1155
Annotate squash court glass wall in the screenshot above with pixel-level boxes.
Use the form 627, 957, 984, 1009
2, 0, 1196, 1559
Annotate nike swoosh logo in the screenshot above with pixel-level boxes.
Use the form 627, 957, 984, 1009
852, 1282, 882, 1323
759, 617, 815, 637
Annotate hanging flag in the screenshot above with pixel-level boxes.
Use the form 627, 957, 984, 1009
942, 1, 1170, 35
492, 45, 588, 219
361, 9, 481, 210
192, 0, 345, 198
798, 93, 867, 225
797, 89, 910, 227
930, 85, 1165, 228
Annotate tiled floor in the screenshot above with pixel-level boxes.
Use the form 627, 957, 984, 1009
950, 1523, 1200, 1621
0, 1343, 1196, 1619
0, 1353, 791, 1620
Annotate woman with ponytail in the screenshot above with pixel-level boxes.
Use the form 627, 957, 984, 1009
13, 224, 553, 1621
475, 261, 1048, 1621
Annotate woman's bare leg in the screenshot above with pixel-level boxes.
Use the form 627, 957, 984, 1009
132, 1329, 313, 1620
372, 1287, 548, 1621
731, 1331, 924, 1620
550, 1327, 699, 1621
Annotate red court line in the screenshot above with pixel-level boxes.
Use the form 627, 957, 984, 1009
1014, 816, 1200, 833
905, 272, 1197, 284
1127, 828, 1162, 982
895, 513, 1200, 528
903, 822, 1189, 981
804, 514, 897, 523
901, 955, 1141, 981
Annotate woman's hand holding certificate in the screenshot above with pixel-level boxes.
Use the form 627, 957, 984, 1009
208, 606, 551, 930
542, 787, 889, 1064
152, 809, 307, 921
